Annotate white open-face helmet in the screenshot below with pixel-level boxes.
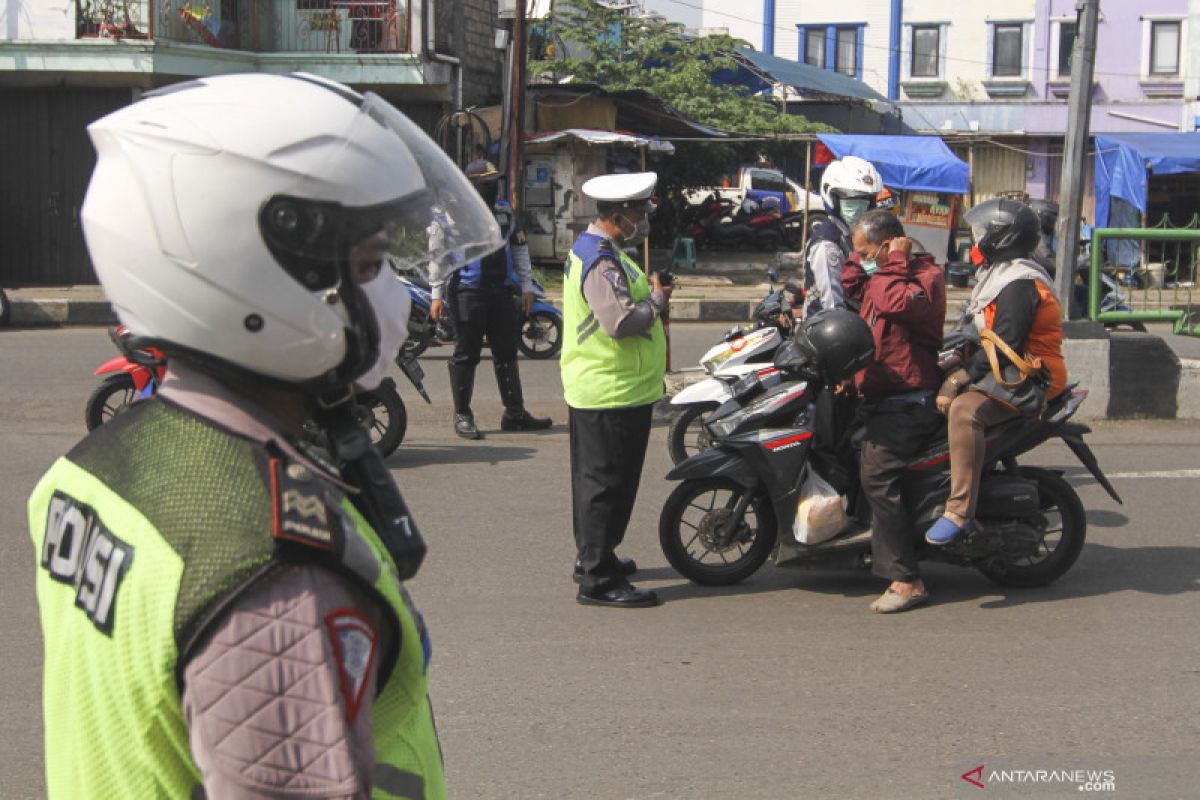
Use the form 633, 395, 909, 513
820, 156, 882, 224
82, 72, 502, 391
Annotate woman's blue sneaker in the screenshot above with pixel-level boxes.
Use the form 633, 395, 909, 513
925, 516, 965, 546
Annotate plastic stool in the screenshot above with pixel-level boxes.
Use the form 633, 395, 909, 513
671, 236, 697, 271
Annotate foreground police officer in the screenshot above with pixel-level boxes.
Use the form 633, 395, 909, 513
562, 172, 671, 607
29, 73, 501, 798
430, 162, 551, 438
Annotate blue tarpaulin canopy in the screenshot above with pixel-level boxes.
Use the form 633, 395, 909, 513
816, 134, 969, 194
1094, 133, 1200, 227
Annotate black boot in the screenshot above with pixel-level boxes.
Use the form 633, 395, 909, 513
495, 361, 552, 431
447, 363, 483, 439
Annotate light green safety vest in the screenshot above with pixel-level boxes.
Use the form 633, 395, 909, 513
561, 232, 667, 409
29, 400, 445, 800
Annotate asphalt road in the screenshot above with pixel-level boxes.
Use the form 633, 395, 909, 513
2, 325, 1199, 799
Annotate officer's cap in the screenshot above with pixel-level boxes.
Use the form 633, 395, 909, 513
582, 171, 657, 212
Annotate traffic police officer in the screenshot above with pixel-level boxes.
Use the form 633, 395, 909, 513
804, 156, 883, 315
430, 162, 552, 439
28, 73, 502, 798
562, 171, 671, 608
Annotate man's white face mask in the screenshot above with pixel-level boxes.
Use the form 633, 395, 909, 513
355, 269, 411, 391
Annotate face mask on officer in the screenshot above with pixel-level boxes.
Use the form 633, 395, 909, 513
839, 198, 871, 226
349, 236, 411, 391
616, 209, 650, 247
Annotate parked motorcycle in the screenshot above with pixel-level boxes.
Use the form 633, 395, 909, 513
517, 278, 563, 359
667, 285, 801, 464
658, 318, 1122, 589
85, 325, 424, 458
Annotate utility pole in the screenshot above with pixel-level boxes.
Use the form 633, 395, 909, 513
505, 0, 528, 211
1053, 0, 1100, 319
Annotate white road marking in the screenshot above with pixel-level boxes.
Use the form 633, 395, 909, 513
1104, 469, 1200, 479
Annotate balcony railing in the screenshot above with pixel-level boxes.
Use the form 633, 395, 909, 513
74, 0, 412, 54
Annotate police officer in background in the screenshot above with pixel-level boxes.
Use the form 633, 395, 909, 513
29, 73, 502, 798
804, 156, 883, 316
430, 162, 552, 439
562, 172, 670, 608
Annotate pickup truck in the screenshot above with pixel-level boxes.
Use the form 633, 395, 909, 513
682, 166, 825, 217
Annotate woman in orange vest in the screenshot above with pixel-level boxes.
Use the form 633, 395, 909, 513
927, 198, 1068, 545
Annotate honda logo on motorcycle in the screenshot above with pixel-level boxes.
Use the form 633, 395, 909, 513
764, 431, 813, 451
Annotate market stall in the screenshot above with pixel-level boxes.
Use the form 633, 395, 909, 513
522, 129, 674, 262
815, 134, 970, 263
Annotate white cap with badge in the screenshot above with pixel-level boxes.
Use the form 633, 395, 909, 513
582, 171, 657, 211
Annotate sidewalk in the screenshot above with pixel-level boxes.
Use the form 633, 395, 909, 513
1, 275, 976, 326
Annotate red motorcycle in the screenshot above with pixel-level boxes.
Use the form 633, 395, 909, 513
85, 325, 417, 457
86, 325, 167, 431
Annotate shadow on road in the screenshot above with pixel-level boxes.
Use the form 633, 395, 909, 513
388, 443, 538, 468
642, 540, 1200, 609
972, 542, 1200, 609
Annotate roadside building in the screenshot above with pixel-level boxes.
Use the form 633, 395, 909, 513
0, 0, 502, 286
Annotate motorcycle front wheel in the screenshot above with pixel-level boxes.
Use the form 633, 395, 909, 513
354, 381, 407, 458
659, 477, 777, 585
977, 467, 1086, 587
518, 311, 563, 359
85, 373, 137, 431
667, 402, 719, 465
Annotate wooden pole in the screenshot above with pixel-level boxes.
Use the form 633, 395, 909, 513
643, 146, 670, 371
507, 0, 527, 210
801, 140, 813, 257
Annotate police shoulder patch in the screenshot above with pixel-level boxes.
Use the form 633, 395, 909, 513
602, 265, 626, 290
41, 492, 133, 636
325, 607, 378, 725
270, 458, 339, 551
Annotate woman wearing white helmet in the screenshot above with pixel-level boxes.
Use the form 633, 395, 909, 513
803, 155, 883, 315
28, 73, 500, 799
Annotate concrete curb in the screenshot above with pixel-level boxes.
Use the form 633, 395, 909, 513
5, 294, 1196, 422
8, 298, 118, 327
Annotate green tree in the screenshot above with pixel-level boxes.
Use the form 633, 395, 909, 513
530, 0, 833, 237
531, 0, 825, 136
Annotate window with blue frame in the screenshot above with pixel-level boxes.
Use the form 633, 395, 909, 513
797, 23, 865, 79
804, 27, 825, 67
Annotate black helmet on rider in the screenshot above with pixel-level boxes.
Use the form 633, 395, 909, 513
1027, 198, 1059, 236
795, 308, 875, 383
964, 197, 1041, 266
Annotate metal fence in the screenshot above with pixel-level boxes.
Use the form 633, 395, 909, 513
1089, 224, 1200, 336
75, 0, 411, 54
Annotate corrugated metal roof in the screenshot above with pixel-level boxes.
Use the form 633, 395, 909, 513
730, 47, 888, 103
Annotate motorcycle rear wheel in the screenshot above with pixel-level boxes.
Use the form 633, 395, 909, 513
518, 311, 563, 359
667, 402, 719, 465
354, 382, 407, 458
660, 477, 777, 585
977, 467, 1086, 587
85, 373, 137, 431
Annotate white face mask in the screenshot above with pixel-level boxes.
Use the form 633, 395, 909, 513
355, 269, 411, 391
619, 212, 650, 247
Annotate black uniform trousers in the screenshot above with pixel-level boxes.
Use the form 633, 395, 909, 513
449, 286, 520, 367
568, 403, 654, 592
858, 398, 944, 583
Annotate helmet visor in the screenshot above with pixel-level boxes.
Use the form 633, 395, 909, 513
351, 94, 502, 282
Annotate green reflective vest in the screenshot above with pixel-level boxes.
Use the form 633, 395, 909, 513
28, 400, 445, 800
561, 231, 666, 409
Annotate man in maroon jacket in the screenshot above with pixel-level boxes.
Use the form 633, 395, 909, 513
841, 210, 946, 613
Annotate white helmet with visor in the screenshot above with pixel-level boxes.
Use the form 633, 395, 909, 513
81, 72, 502, 391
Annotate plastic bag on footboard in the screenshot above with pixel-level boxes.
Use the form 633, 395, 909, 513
793, 468, 848, 545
